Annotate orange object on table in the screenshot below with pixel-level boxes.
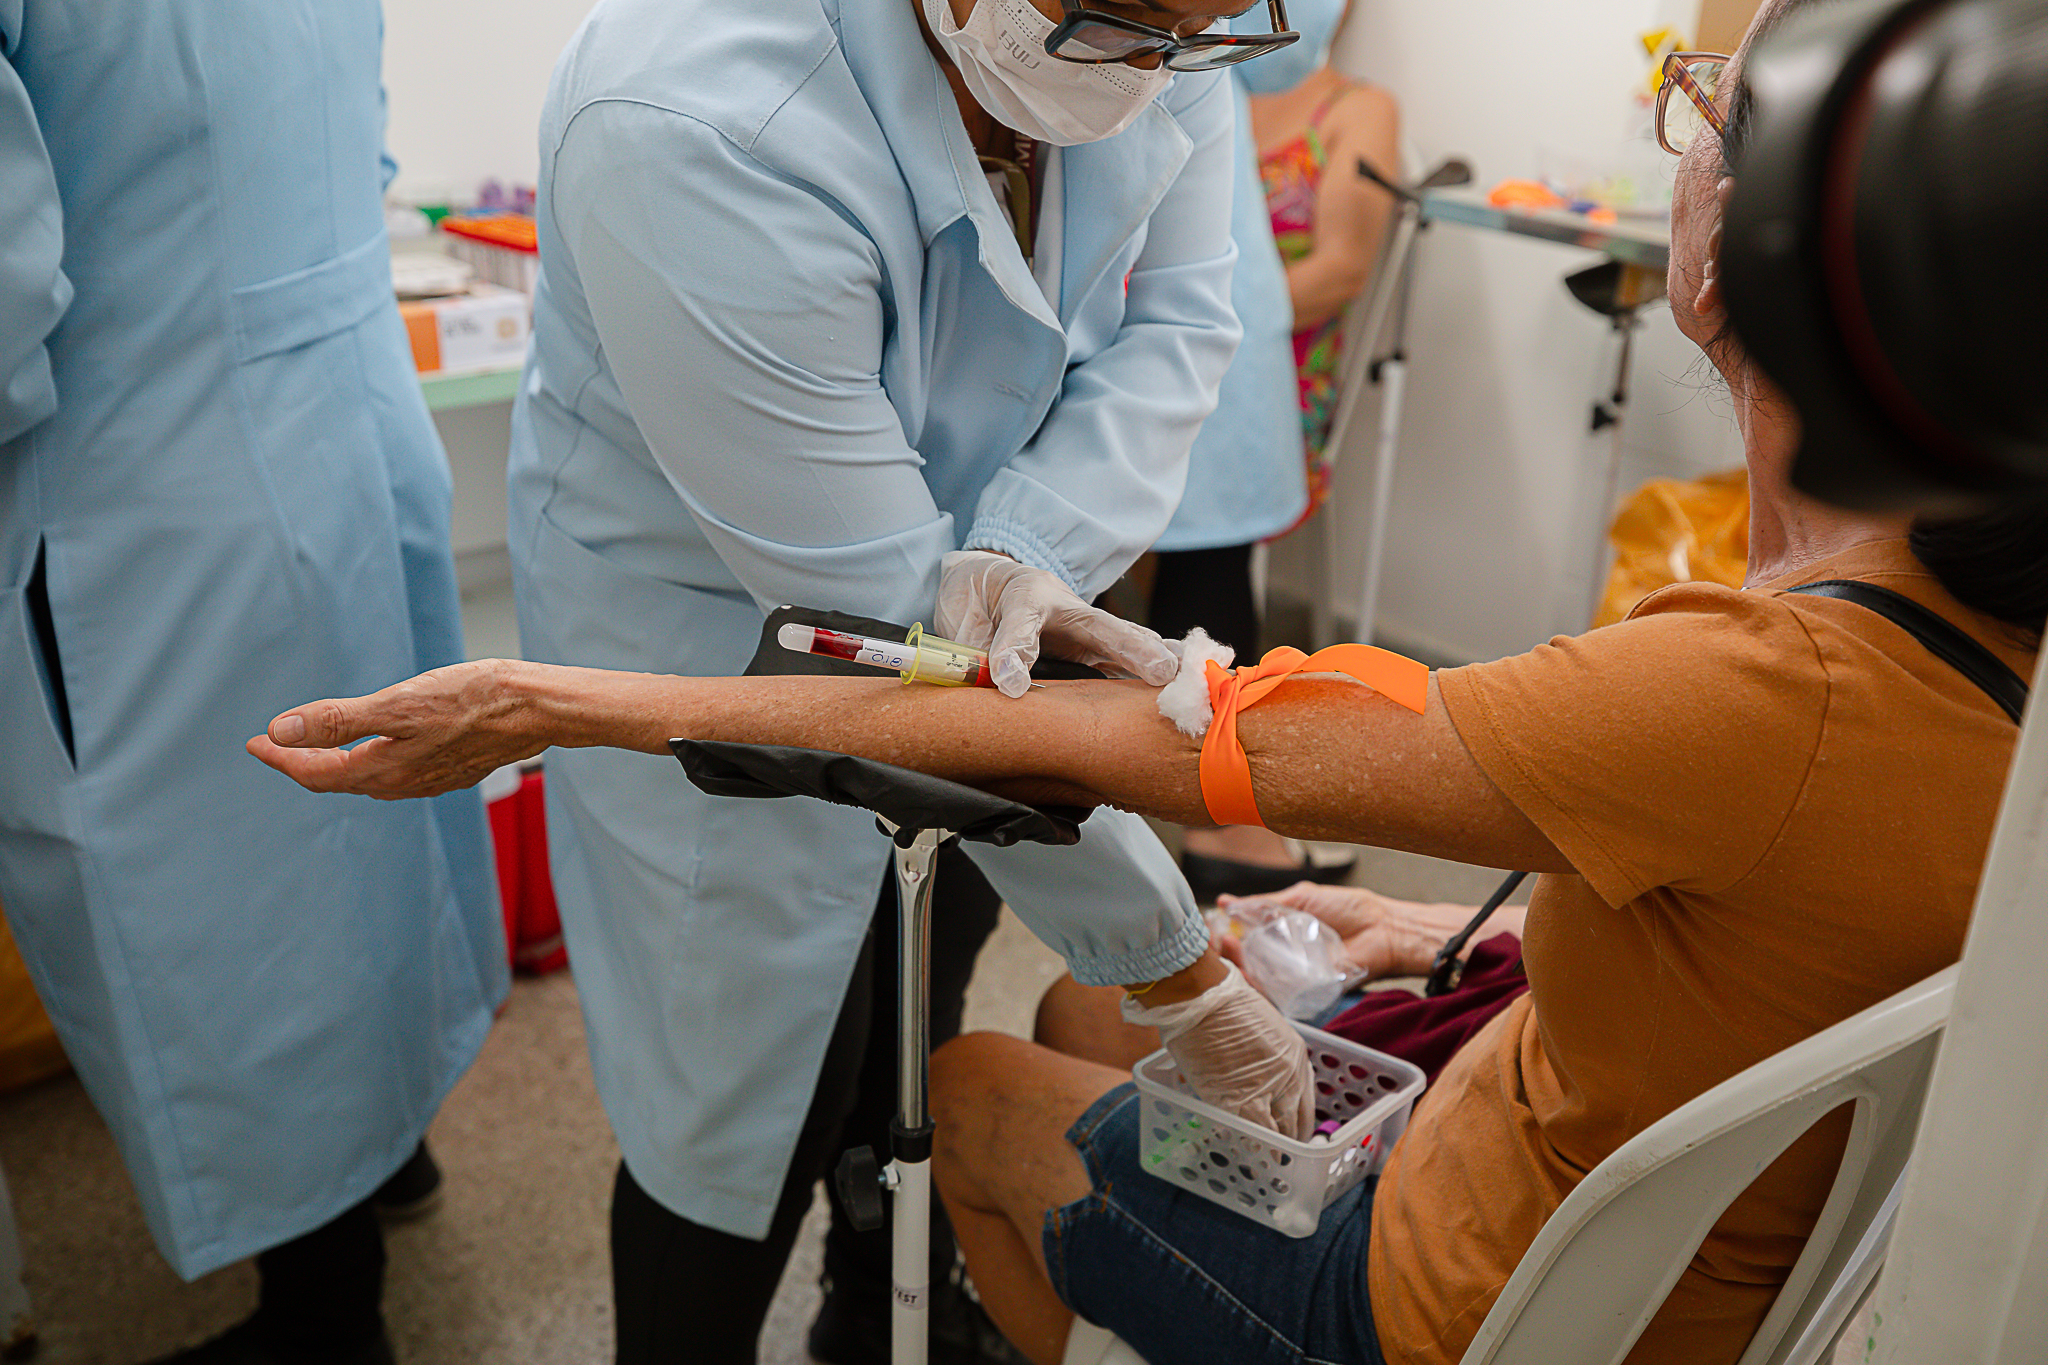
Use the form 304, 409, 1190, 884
1487, 178, 1568, 210
439, 213, 538, 253
439, 214, 541, 295
398, 283, 529, 374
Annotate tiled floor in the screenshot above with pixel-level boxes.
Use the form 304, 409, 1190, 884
0, 901, 1073, 1364
0, 842, 1868, 1362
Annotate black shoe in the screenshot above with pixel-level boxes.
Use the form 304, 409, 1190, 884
1181, 848, 1356, 905
139, 1319, 395, 1365
371, 1141, 442, 1222
807, 1265, 1029, 1365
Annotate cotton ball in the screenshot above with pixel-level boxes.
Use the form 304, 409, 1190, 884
1156, 628, 1236, 739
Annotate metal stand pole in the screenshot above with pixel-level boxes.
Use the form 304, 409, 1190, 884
1316, 202, 1423, 649
831, 820, 947, 1365
888, 824, 944, 1365
1568, 312, 1637, 633
1555, 259, 1662, 636
1353, 228, 1424, 648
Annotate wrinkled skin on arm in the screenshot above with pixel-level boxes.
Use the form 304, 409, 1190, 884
248, 658, 1565, 873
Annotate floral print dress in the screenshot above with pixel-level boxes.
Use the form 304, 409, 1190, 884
1260, 86, 1356, 528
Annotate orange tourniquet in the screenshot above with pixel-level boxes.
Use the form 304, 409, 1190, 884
1199, 644, 1429, 827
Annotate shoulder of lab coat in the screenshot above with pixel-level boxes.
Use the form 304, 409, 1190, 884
543, 0, 841, 164
966, 68, 1242, 596
0, 34, 71, 447
547, 95, 959, 629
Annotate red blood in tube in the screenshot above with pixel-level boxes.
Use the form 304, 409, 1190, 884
806, 627, 869, 664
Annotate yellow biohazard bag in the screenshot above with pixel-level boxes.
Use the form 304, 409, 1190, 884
1596, 468, 1750, 627
0, 901, 68, 1093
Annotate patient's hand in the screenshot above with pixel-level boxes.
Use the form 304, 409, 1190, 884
1219, 883, 1524, 982
247, 658, 549, 799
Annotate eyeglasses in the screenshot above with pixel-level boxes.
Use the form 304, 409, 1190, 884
1656, 51, 1731, 154
1045, 0, 1299, 72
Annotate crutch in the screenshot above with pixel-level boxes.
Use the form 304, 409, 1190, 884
1305, 156, 1472, 648
671, 607, 1091, 1365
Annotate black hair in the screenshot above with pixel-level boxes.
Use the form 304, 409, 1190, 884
1910, 499, 2048, 645
1716, 0, 2048, 643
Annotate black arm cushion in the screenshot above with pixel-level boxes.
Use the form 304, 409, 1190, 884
670, 739, 1085, 848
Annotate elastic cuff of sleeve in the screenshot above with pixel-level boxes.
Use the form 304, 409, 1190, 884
962, 517, 1083, 597
1063, 913, 1211, 989
1120, 959, 1241, 1028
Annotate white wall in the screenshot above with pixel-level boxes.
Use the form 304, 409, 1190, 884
1277, 0, 1746, 663
381, 0, 600, 200
379, 0, 600, 608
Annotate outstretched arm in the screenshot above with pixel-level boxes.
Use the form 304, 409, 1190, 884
248, 658, 1565, 872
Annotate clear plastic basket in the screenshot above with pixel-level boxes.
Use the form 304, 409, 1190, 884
1133, 1023, 1425, 1238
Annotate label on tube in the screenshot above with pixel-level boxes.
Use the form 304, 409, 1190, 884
778, 622, 917, 674
776, 621, 993, 687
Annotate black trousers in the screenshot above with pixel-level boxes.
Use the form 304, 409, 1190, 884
611, 843, 1003, 1363
1150, 543, 1260, 656
252, 1196, 386, 1349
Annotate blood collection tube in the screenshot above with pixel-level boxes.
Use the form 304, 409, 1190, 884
777, 621, 996, 688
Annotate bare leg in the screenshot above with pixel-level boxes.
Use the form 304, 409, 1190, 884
1034, 976, 1157, 1070
931, 1033, 1127, 1365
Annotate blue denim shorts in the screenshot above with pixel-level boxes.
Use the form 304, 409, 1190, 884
1043, 1083, 1388, 1365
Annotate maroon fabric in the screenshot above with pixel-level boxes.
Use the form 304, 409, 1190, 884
1323, 934, 1528, 1086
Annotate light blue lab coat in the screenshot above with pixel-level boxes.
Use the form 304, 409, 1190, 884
1158, 1, 1345, 551
0, 0, 506, 1278
509, 0, 1235, 1238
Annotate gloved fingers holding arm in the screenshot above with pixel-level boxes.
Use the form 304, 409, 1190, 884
937, 549, 1179, 698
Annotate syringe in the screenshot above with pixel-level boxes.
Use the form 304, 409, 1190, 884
777, 622, 1007, 688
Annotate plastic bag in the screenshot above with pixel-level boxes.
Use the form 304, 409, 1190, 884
1208, 902, 1354, 1021
1595, 467, 1749, 628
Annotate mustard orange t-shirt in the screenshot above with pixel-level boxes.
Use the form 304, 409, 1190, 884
1368, 539, 2034, 1365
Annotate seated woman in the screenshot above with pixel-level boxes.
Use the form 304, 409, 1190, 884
248, 4, 2045, 1360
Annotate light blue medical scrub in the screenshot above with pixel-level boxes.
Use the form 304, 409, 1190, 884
510, 0, 1237, 1238
0, 0, 506, 1279
1157, 0, 1345, 551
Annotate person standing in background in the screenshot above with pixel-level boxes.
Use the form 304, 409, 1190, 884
1156, 6, 1402, 900
0, 4, 507, 1362
499, 0, 1301, 1355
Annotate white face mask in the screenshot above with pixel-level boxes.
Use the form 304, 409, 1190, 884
922, 0, 1173, 146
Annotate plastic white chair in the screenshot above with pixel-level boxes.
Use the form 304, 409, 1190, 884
1062, 966, 1952, 1365
1462, 965, 1952, 1365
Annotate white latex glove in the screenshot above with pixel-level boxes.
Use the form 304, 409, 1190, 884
936, 550, 1180, 699
1122, 961, 1317, 1140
